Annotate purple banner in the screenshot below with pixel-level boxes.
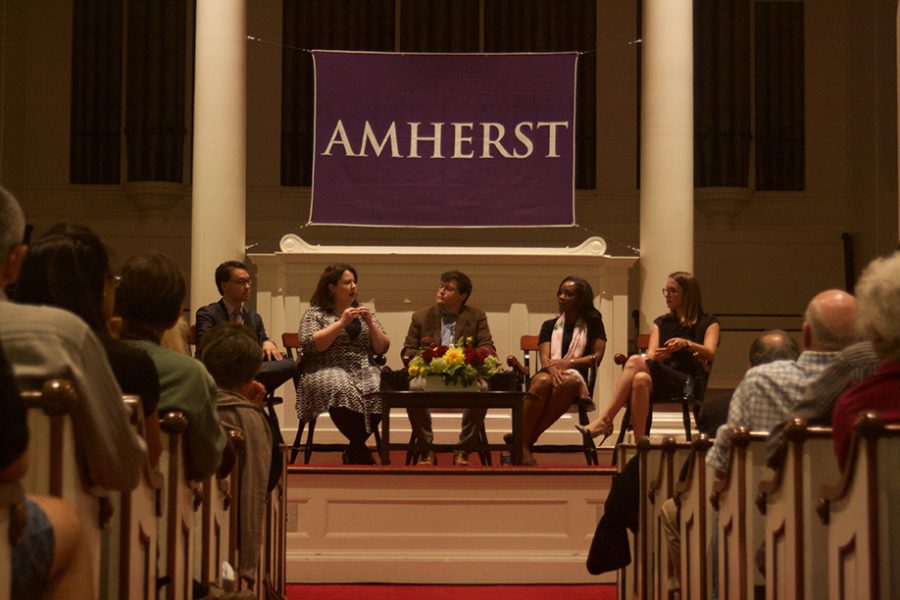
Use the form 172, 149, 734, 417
310, 51, 577, 227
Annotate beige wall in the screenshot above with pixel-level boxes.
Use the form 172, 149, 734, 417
0, 0, 896, 388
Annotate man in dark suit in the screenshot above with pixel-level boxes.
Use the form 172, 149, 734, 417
195, 261, 296, 400
402, 270, 495, 466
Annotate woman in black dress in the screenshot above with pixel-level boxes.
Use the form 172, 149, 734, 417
517, 276, 606, 466
578, 271, 719, 441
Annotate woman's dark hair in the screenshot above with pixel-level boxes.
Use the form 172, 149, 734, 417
310, 263, 358, 309
116, 252, 186, 331
669, 271, 704, 326
14, 226, 112, 333
559, 276, 602, 322
200, 323, 262, 390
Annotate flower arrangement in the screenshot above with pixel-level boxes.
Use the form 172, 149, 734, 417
407, 336, 502, 387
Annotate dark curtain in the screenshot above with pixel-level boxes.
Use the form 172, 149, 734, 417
755, 1, 804, 191
281, 0, 395, 186
484, 0, 597, 189
70, 0, 123, 184
694, 0, 751, 188
400, 0, 479, 52
125, 0, 187, 183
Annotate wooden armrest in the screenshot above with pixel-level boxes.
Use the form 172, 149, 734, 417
816, 412, 898, 524
20, 379, 78, 415
159, 410, 189, 434
506, 355, 527, 376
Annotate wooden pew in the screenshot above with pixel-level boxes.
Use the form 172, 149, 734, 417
109, 395, 165, 600
20, 379, 111, 595
195, 427, 244, 591
709, 427, 769, 600
616, 442, 638, 600
647, 437, 691, 600
817, 412, 900, 600
260, 443, 289, 598
675, 434, 713, 600
756, 419, 838, 600
159, 410, 201, 600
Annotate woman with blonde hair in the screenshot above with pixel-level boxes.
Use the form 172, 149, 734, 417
578, 271, 719, 441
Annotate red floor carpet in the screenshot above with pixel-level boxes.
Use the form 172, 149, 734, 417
286, 584, 616, 600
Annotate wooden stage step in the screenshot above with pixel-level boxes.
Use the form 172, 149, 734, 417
284, 461, 616, 585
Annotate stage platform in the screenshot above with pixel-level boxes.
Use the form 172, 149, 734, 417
284, 450, 616, 585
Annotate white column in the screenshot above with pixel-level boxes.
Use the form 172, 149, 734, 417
191, 0, 247, 311
639, 0, 694, 328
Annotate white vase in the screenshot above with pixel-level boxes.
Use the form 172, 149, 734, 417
409, 375, 487, 392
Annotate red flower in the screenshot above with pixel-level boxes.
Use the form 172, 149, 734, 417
465, 347, 484, 367
435, 345, 449, 357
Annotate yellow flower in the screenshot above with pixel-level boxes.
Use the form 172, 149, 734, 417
443, 347, 465, 366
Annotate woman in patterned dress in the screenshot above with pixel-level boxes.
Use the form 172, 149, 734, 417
295, 264, 390, 464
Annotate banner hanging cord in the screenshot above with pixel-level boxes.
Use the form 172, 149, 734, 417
246, 35, 641, 55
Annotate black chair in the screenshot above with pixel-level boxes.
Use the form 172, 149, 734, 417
506, 334, 600, 466
612, 333, 711, 449
285, 332, 382, 464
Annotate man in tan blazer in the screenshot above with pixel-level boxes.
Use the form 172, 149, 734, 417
402, 271, 495, 465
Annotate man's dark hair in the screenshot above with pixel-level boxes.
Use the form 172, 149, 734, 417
200, 323, 262, 391
14, 229, 111, 334
116, 252, 186, 330
748, 329, 800, 367
441, 270, 472, 303
215, 260, 248, 295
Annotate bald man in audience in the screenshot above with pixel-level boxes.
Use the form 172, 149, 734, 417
707, 289, 858, 476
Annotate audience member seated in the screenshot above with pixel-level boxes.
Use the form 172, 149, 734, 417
657, 329, 800, 590
117, 251, 226, 480
581, 271, 719, 441
295, 264, 390, 465
160, 315, 191, 356
765, 338, 881, 467
195, 260, 297, 396
401, 270, 496, 466
0, 186, 145, 492
1, 342, 95, 600
514, 275, 606, 466
13, 224, 162, 466
200, 323, 281, 588
831, 252, 900, 469
707, 289, 856, 476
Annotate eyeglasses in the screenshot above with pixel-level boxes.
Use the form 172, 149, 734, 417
438, 283, 459, 294
662, 287, 682, 296
230, 278, 252, 286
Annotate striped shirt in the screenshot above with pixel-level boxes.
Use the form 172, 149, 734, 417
707, 351, 839, 472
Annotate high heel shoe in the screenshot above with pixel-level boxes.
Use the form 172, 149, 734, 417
575, 420, 613, 445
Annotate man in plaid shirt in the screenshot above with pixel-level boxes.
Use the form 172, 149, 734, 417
707, 289, 858, 476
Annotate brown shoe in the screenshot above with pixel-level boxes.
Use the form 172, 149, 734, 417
417, 450, 436, 465
452, 453, 470, 466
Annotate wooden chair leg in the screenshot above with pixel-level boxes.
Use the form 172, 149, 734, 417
303, 418, 317, 465
578, 403, 598, 466
476, 424, 492, 466
405, 431, 418, 465
289, 421, 307, 464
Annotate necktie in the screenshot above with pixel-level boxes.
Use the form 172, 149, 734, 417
231, 309, 243, 325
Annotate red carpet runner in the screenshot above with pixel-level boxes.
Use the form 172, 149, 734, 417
286, 584, 616, 600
